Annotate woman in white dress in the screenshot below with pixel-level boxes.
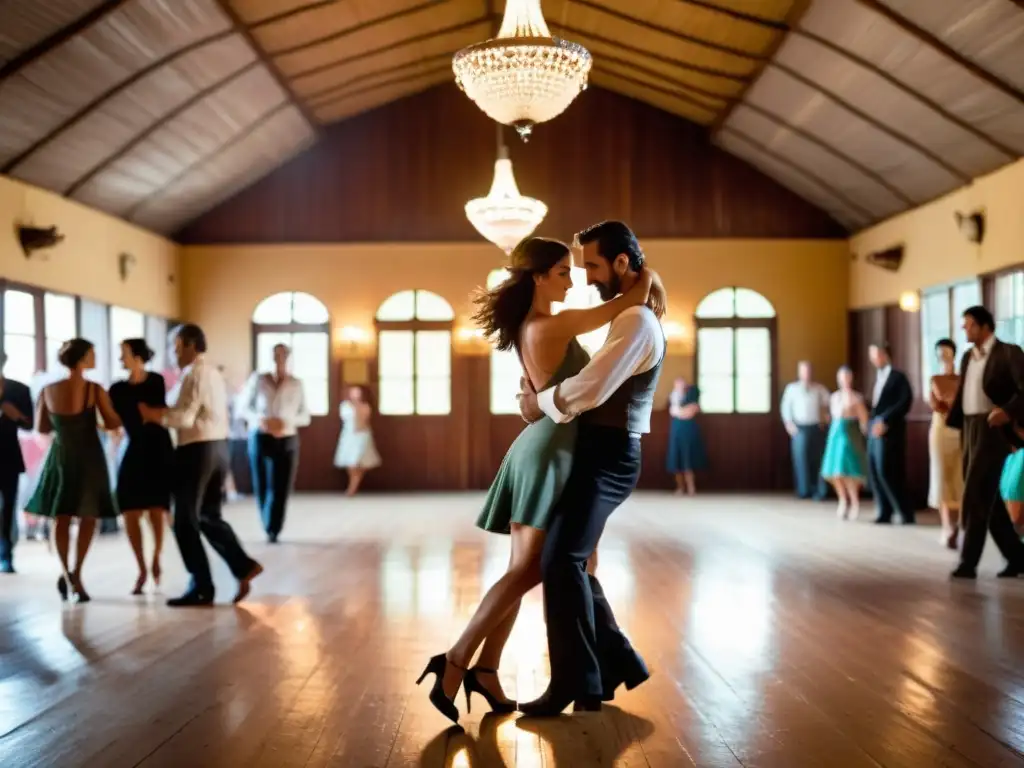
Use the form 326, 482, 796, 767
928, 338, 962, 549
333, 386, 380, 496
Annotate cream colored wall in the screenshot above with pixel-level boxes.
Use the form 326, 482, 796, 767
849, 158, 1024, 308
0, 175, 180, 317
179, 239, 849, 396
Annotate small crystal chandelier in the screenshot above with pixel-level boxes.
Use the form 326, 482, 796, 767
465, 127, 547, 253
452, 0, 592, 141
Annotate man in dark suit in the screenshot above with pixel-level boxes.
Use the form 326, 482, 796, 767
0, 354, 34, 573
867, 342, 914, 524
945, 305, 1024, 579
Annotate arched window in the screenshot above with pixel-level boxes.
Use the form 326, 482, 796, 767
487, 268, 609, 414
694, 287, 776, 414
251, 291, 330, 416
376, 290, 453, 415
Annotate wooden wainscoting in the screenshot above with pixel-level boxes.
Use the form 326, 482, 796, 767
848, 305, 930, 511
279, 355, 792, 494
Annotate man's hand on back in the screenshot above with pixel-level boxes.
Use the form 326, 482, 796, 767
518, 376, 542, 423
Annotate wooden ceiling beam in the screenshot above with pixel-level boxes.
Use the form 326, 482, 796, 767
568, 0, 764, 61
305, 52, 461, 105
264, 0, 448, 58
548, 22, 750, 83
0, 0, 132, 81
590, 52, 734, 106
311, 66, 453, 113
590, 67, 720, 119
768, 61, 973, 183
852, 0, 1024, 107
737, 100, 917, 206
125, 101, 293, 222
671, 0, 789, 30
710, 0, 809, 134
2, 29, 239, 175
250, 0, 342, 29
63, 61, 263, 198
289, 17, 489, 84
212, 0, 320, 130
720, 126, 875, 222
792, 27, 1018, 160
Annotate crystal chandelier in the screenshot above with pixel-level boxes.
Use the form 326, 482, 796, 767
466, 132, 547, 253
452, 0, 592, 140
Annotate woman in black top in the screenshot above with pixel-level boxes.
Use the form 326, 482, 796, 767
109, 338, 173, 594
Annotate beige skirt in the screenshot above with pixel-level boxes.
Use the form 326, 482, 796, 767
928, 413, 962, 509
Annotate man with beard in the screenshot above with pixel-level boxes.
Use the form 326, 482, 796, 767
517, 220, 666, 715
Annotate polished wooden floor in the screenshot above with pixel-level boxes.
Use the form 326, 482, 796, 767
2, 493, 1024, 767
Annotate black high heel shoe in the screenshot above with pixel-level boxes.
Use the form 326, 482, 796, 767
416, 654, 465, 724
57, 576, 68, 602
463, 667, 516, 714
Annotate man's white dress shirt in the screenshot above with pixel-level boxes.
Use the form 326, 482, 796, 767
238, 372, 311, 437
165, 355, 229, 446
963, 335, 996, 416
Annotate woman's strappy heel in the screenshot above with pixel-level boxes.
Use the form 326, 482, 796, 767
416, 654, 465, 724
463, 667, 516, 714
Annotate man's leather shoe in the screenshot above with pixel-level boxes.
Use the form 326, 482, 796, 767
950, 566, 977, 580
167, 590, 214, 607
518, 688, 601, 717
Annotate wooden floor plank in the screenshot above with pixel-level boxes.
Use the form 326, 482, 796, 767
1, 493, 1024, 766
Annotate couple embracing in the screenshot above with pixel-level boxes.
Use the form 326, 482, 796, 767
418, 220, 667, 720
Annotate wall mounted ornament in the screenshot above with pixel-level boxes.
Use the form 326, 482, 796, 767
17, 225, 64, 258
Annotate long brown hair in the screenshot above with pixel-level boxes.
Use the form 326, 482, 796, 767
472, 238, 571, 352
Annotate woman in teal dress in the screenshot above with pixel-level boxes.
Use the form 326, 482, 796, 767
417, 237, 662, 724
27, 338, 122, 602
820, 366, 869, 521
1000, 425, 1024, 534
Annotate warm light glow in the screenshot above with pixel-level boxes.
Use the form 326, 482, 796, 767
899, 291, 921, 312
335, 325, 369, 344
466, 151, 547, 253
452, 0, 592, 140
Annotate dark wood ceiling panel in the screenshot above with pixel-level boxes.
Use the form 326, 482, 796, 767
176, 83, 846, 243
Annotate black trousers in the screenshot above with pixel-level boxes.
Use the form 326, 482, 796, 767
959, 415, 1024, 570
868, 425, 912, 522
791, 424, 827, 499
173, 440, 255, 594
247, 432, 299, 537
0, 471, 19, 562
540, 424, 643, 697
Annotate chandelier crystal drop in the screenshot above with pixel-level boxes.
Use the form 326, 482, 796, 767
452, 0, 592, 140
465, 147, 547, 253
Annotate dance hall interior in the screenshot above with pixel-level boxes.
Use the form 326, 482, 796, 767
4, 0, 1024, 765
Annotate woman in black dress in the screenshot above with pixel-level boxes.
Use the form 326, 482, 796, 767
109, 339, 173, 594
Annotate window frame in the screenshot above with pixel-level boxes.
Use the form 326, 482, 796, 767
693, 287, 778, 416
250, 293, 332, 418
919, 279, 981, 393
375, 291, 454, 416
1, 281, 80, 381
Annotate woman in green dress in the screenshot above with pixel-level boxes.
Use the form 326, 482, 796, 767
418, 236, 661, 724
27, 338, 122, 602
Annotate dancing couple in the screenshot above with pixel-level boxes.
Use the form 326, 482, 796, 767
418, 220, 667, 720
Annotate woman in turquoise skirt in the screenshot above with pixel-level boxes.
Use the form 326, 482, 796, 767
417, 237, 662, 724
820, 366, 869, 521
27, 339, 122, 602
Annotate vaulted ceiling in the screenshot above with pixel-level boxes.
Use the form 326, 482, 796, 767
2, 0, 1023, 236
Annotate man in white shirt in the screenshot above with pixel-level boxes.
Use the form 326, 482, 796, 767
780, 361, 830, 501
239, 344, 311, 543
867, 342, 914, 524
517, 221, 665, 716
945, 306, 1024, 579
141, 324, 262, 606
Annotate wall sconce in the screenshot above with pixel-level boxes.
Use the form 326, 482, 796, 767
899, 291, 920, 313
661, 319, 694, 355
118, 252, 136, 281
455, 326, 490, 356
334, 325, 371, 358
954, 210, 985, 244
